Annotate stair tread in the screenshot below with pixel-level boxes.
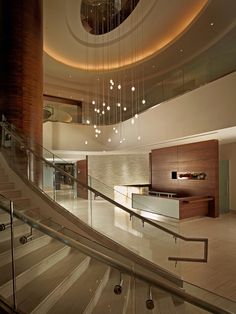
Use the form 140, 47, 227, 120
48, 260, 108, 314
92, 269, 129, 314
0, 240, 64, 286
0, 231, 47, 259
15, 250, 87, 313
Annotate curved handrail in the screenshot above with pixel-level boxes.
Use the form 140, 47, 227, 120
0, 120, 208, 263
0, 201, 231, 314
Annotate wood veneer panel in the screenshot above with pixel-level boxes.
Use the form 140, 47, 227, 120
77, 159, 88, 199
0, 0, 43, 146
151, 140, 219, 217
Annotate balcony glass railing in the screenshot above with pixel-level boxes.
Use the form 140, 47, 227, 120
0, 196, 235, 314
43, 26, 236, 125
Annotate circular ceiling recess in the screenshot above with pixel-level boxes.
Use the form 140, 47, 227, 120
81, 0, 140, 35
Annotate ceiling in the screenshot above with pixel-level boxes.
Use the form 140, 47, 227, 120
44, 0, 236, 101
43, 0, 236, 153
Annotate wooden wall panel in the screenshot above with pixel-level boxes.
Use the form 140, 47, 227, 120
151, 140, 219, 217
77, 159, 88, 199
0, 0, 43, 146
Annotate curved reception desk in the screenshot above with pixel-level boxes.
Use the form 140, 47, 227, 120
132, 193, 214, 219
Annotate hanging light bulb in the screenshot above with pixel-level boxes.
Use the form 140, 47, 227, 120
107, 106, 110, 111
142, 99, 146, 105
110, 85, 113, 90
135, 113, 138, 118
123, 137, 126, 141
102, 102, 106, 107
113, 127, 116, 131
94, 108, 97, 112
137, 136, 141, 140
123, 107, 127, 111
131, 86, 135, 92
118, 84, 121, 90
108, 138, 111, 142
115, 129, 118, 134
131, 118, 135, 124
92, 100, 96, 105
102, 110, 105, 114
95, 134, 98, 138
117, 103, 121, 107
97, 109, 100, 113
94, 124, 97, 128
120, 140, 123, 144
85, 141, 88, 144
86, 120, 90, 124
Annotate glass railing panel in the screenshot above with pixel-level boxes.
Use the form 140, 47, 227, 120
0, 124, 208, 275
0, 196, 16, 310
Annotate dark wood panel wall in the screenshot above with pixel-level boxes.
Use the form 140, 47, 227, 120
0, 0, 43, 146
151, 140, 219, 217
77, 159, 88, 199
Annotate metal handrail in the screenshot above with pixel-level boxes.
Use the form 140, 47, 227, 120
0, 202, 232, 314
0, 121, 208, 263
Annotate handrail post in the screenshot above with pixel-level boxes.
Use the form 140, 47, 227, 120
52, 154, 56, 201
88, 175, 93, 227
10, 201, 17, 310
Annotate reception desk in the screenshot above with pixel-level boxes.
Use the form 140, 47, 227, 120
132, 193, 214, 219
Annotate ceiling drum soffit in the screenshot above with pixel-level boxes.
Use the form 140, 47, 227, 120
44, 0, 208, 71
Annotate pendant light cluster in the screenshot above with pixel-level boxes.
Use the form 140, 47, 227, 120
82, 0, 146, 145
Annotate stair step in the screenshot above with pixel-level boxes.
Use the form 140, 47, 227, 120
0, 241, 68, 299
0, 175, 9, 183
15, 250, 89, 314
0, 189, 22, 199
0, 229, 44, 255
0, 234, 52, 267
92, 268, 129, 314
48, 260, 109, 314
0, 220, 30, 243
11, 197, 31, 210
0, 182, 14, 191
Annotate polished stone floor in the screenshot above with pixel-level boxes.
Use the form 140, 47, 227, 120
51, 189, 236, 305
